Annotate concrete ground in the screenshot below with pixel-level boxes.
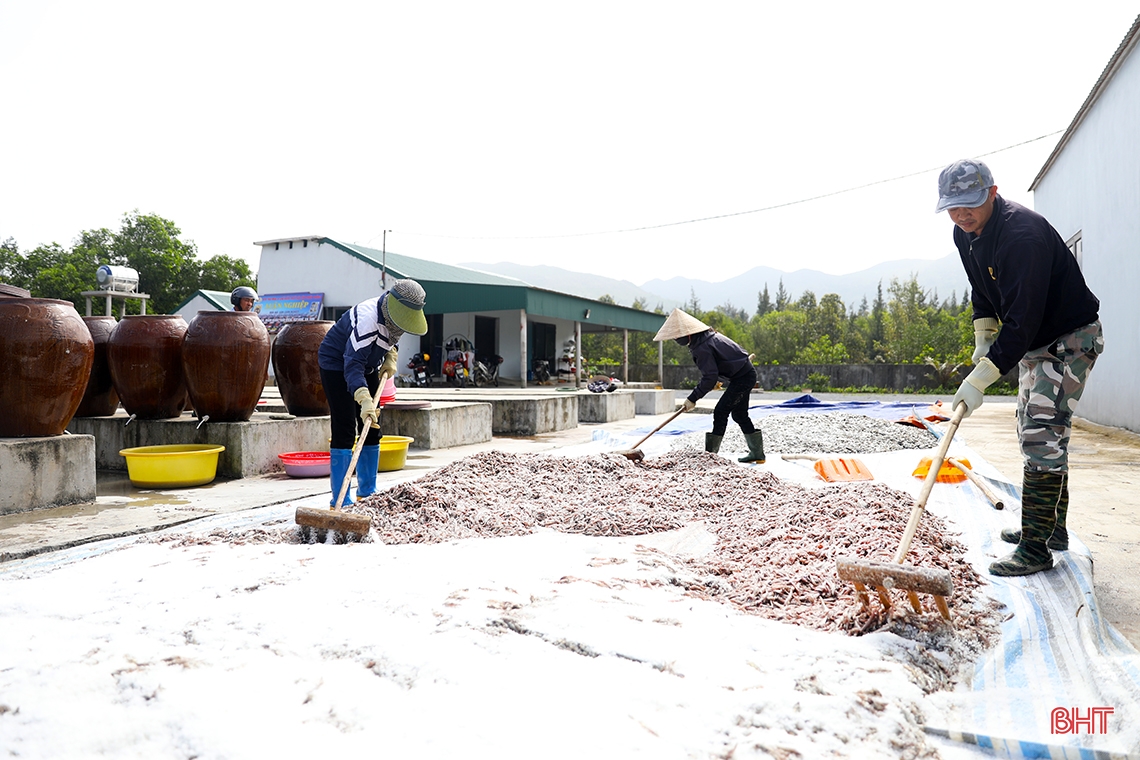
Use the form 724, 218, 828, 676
3, 390, 1138, 649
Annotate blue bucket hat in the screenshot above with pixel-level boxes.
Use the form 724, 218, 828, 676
935, 159, 994, 213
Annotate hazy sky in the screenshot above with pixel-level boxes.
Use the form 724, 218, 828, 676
2, 2, 1135, 285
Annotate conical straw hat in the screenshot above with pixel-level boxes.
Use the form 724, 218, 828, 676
653, 308, 710, 341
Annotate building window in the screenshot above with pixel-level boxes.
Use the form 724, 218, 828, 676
323, 306, 350, 321
1066, 231, 1083, 269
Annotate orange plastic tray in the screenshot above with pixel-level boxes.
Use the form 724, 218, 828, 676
814, 458, 874, 482
912, 457, 971, 483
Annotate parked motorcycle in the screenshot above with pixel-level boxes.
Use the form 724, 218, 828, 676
442, 338, 473, 387
407, 352, 433, 387
472, 354, 503, 388
532, 358, 551, 384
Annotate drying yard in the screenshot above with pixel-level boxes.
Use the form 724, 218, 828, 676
1, 397, 1138, 758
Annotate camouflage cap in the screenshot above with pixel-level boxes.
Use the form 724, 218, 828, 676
935, 159, 994, 213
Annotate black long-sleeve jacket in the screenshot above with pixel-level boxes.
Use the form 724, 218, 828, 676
954, 195, 1099, 375
686, 330, 753, 402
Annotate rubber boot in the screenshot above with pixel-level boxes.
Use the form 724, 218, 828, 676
329, 448, 354, 507
355, 445, 380, 499
705, 433, 723, 454
1000, 473, 1069, 550
738, 431, 766, 464
989, 469, 1061, 577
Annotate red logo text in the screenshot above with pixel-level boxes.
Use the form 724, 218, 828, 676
1051, 707, 1114, 734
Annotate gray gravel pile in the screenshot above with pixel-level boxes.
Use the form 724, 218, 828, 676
669, 412, 937, 455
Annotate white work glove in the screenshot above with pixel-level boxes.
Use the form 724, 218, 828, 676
381, 347, 399, 379
678, 399, 696, 413
353, 386, 379, 428
972, 317, 999, 364
951, 357, 1002, 418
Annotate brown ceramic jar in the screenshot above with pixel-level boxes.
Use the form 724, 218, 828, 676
74, 316, 121, 417
0, 298, 94, 436
272, 321, 332, 416
181, 311, 270, 422
107, 314, 189, 419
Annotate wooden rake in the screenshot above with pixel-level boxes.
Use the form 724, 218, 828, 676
836, 402, 968, 621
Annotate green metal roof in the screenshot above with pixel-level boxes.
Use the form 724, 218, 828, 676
175, 289, 230, 313
324, 239, 528, 287
322, 238, 665, 334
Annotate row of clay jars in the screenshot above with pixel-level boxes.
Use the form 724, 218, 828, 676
0, 298, 95, 436
82, 315, 331, 420
106, 312, 272, 422
0, 298, 329, 437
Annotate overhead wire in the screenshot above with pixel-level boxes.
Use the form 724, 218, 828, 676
369, 131, 1063, 245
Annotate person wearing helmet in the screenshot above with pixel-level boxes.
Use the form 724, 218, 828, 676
231, 286, 258, 312
316, 279, 428, 506
654, 308, 764, 463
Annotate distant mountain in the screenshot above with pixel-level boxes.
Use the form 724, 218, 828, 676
462, 255, 972, 313
460, 262, 682, 310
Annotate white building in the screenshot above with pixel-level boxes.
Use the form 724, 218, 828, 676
1029, 14, 1140, 431
245, 236, 665, 388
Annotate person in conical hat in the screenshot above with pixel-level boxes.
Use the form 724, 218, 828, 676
655, 308, 764, 463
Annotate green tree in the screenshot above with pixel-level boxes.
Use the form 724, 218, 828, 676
750, 310, 807, 365
1, 212, 258, 315
756, 285, 772, 317
796, 334, 850, 364
0, 238, 26, 287
774, 279, 789, 311
112, 211, 201, 314
199, 254, 255, 293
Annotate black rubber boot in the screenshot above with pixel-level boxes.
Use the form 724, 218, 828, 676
738, 431, 765, 464
1000, 472, 1069, 550
990, 469, 1062, 577
704, 433, 723, 454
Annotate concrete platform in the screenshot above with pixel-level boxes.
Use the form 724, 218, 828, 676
67, 412, 330, 479
631, 388, 675, 415
395, 390, 578, 436
378, 400, 492, 449
577, 390, 636, 423
0, 435, 97, 514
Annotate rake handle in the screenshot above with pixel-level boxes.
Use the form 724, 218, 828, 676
333, 370, 391, 511
947, 456, 1005, 510
628, 406, 686, 451
892, 401, 967, 564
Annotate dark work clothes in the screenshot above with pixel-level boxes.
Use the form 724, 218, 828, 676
684, 329, 757, 437
321, 367, 381, 450
954, 195, 1099, 375
318, 295, 400, 450
685, 330, 754, 401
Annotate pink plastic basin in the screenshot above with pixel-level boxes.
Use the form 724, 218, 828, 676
278, 451, 331, 478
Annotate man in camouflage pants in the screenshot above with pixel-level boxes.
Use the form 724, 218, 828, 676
937, 159, 1103, 577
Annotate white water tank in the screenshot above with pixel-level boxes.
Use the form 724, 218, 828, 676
95, 265, 139, 292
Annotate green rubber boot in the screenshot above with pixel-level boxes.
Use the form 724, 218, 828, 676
738, 431, 765, 464
1000, 473, 1069, 550
990, 469, 1062, 577
704, 433, 723, 454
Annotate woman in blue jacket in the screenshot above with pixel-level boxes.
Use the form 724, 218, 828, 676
655, 308, 764, 463
317, 279, 427, 505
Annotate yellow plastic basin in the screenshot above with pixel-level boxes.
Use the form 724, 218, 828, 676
378, 435, 414, 472
119, 444, 226, 488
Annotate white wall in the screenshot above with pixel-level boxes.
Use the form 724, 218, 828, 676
255, 240, 600, 386
1032, 44, 1140, 431
257, 241, 388, 311
175, 295, 222, 324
